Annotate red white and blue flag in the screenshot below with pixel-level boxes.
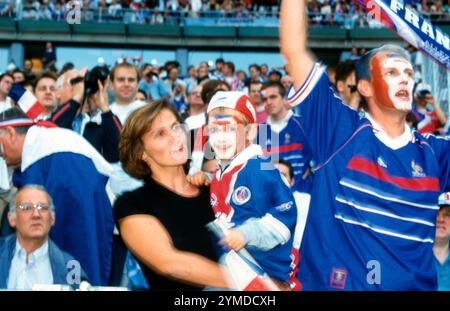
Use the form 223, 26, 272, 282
207, 220, 280, 291
8, 83, 44, 120
353, 0, 450, 71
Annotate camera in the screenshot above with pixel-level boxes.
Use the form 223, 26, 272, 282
84, 66, 110, 95
70, 66, 110, 95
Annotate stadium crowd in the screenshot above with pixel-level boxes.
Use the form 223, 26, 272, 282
0, 0, 449, 292
1, 0, 450, 24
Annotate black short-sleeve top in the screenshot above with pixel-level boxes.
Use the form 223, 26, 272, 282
113, 177, 218, 291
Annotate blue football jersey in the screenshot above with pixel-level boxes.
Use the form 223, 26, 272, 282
258, 112, 313, 193
286, 63, 450, 290
210, 145, 300, 288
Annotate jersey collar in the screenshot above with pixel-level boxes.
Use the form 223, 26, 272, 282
365, 113, 414, 150
218, 144, 263, 177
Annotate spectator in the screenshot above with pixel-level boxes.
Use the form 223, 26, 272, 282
183, 85, 205, 129
0, 185, 88, 290
42, 42, 56, 71
33, 72, 57, 119
248, 80, 265, 123
280, 74, 294, 93
259, 80, 313, 193
206, 91, 300, 290
114, 99, 229, 291
37, 4, 52, 20
0, 107, 114, 286
12, 70, 25, 84
268, 69, 282, 82
334, 60, 360, 109
320, 0, 332, 25
23, 59, 36, 84
260, 63, 269, 82
1, 3, 16, 18
234, 70, 248, 92
171, 82, 188, 113
0, 74, 13, 113
247, 63, 263, 85
51, 2, 65, 21
349, 47, 360, 61
281, 0, 450, 290
212, 58, 225, 80
185, 65, 198, 95
108, 0, 123, 19
134, 89, 147, 103
6, 63, 16, 76
164, 67, 187, 97
138, 63, 170, 103
53, 68, 86, 106
411, 89, 447, 135
109, 62, 147, 125
50, 67, 122, 163
197, 62, 212, 84
434, 192, 450, 291
223, 61, 238, 90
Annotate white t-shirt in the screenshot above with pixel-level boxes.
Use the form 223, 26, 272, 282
110, 100, 147, 125
0, 97, 13, 114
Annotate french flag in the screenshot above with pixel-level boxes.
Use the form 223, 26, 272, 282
207, 220, 280, 291
8, 83, 44, 120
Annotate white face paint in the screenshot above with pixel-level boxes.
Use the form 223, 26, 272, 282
372, 56, 414, 111
207, 115, 245, 162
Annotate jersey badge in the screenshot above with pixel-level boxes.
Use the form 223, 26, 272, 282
411, 160, 426, 177
232, 186, 251, 205
330, 268, 347, 290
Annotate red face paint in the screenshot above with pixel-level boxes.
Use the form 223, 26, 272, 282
371, 54, 395, 109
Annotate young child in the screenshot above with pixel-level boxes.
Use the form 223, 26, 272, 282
206, 91, 301, 290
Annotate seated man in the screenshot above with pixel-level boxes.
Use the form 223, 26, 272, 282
0, 185, 88, 290
0, 107, 114, 286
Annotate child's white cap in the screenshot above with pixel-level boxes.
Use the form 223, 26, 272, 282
207, 91, 257, 124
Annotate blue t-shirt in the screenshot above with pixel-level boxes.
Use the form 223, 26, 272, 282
434, 251, 450, 291
286, 63, 450, 290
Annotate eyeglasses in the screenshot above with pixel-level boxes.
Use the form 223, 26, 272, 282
16, 202, 50, 213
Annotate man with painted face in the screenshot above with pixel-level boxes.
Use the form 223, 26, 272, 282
206, 91, 300, 290
281, 0, 450, 290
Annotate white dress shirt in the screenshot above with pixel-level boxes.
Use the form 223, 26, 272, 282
7, 240, 53, 290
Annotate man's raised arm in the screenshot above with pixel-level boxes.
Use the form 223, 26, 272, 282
280, 0, 315, 91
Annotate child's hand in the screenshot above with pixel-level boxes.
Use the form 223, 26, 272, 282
187, 171, 211, 187
221, 229, 246, 251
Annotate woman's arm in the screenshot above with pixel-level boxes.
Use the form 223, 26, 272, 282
119, 214, 230, 288
280, 0, 316, 90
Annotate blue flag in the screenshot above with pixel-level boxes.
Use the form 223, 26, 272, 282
354, 0, 450, 71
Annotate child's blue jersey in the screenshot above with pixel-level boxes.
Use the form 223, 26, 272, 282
210, 145, 300, 288
286, 63, 450, 290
